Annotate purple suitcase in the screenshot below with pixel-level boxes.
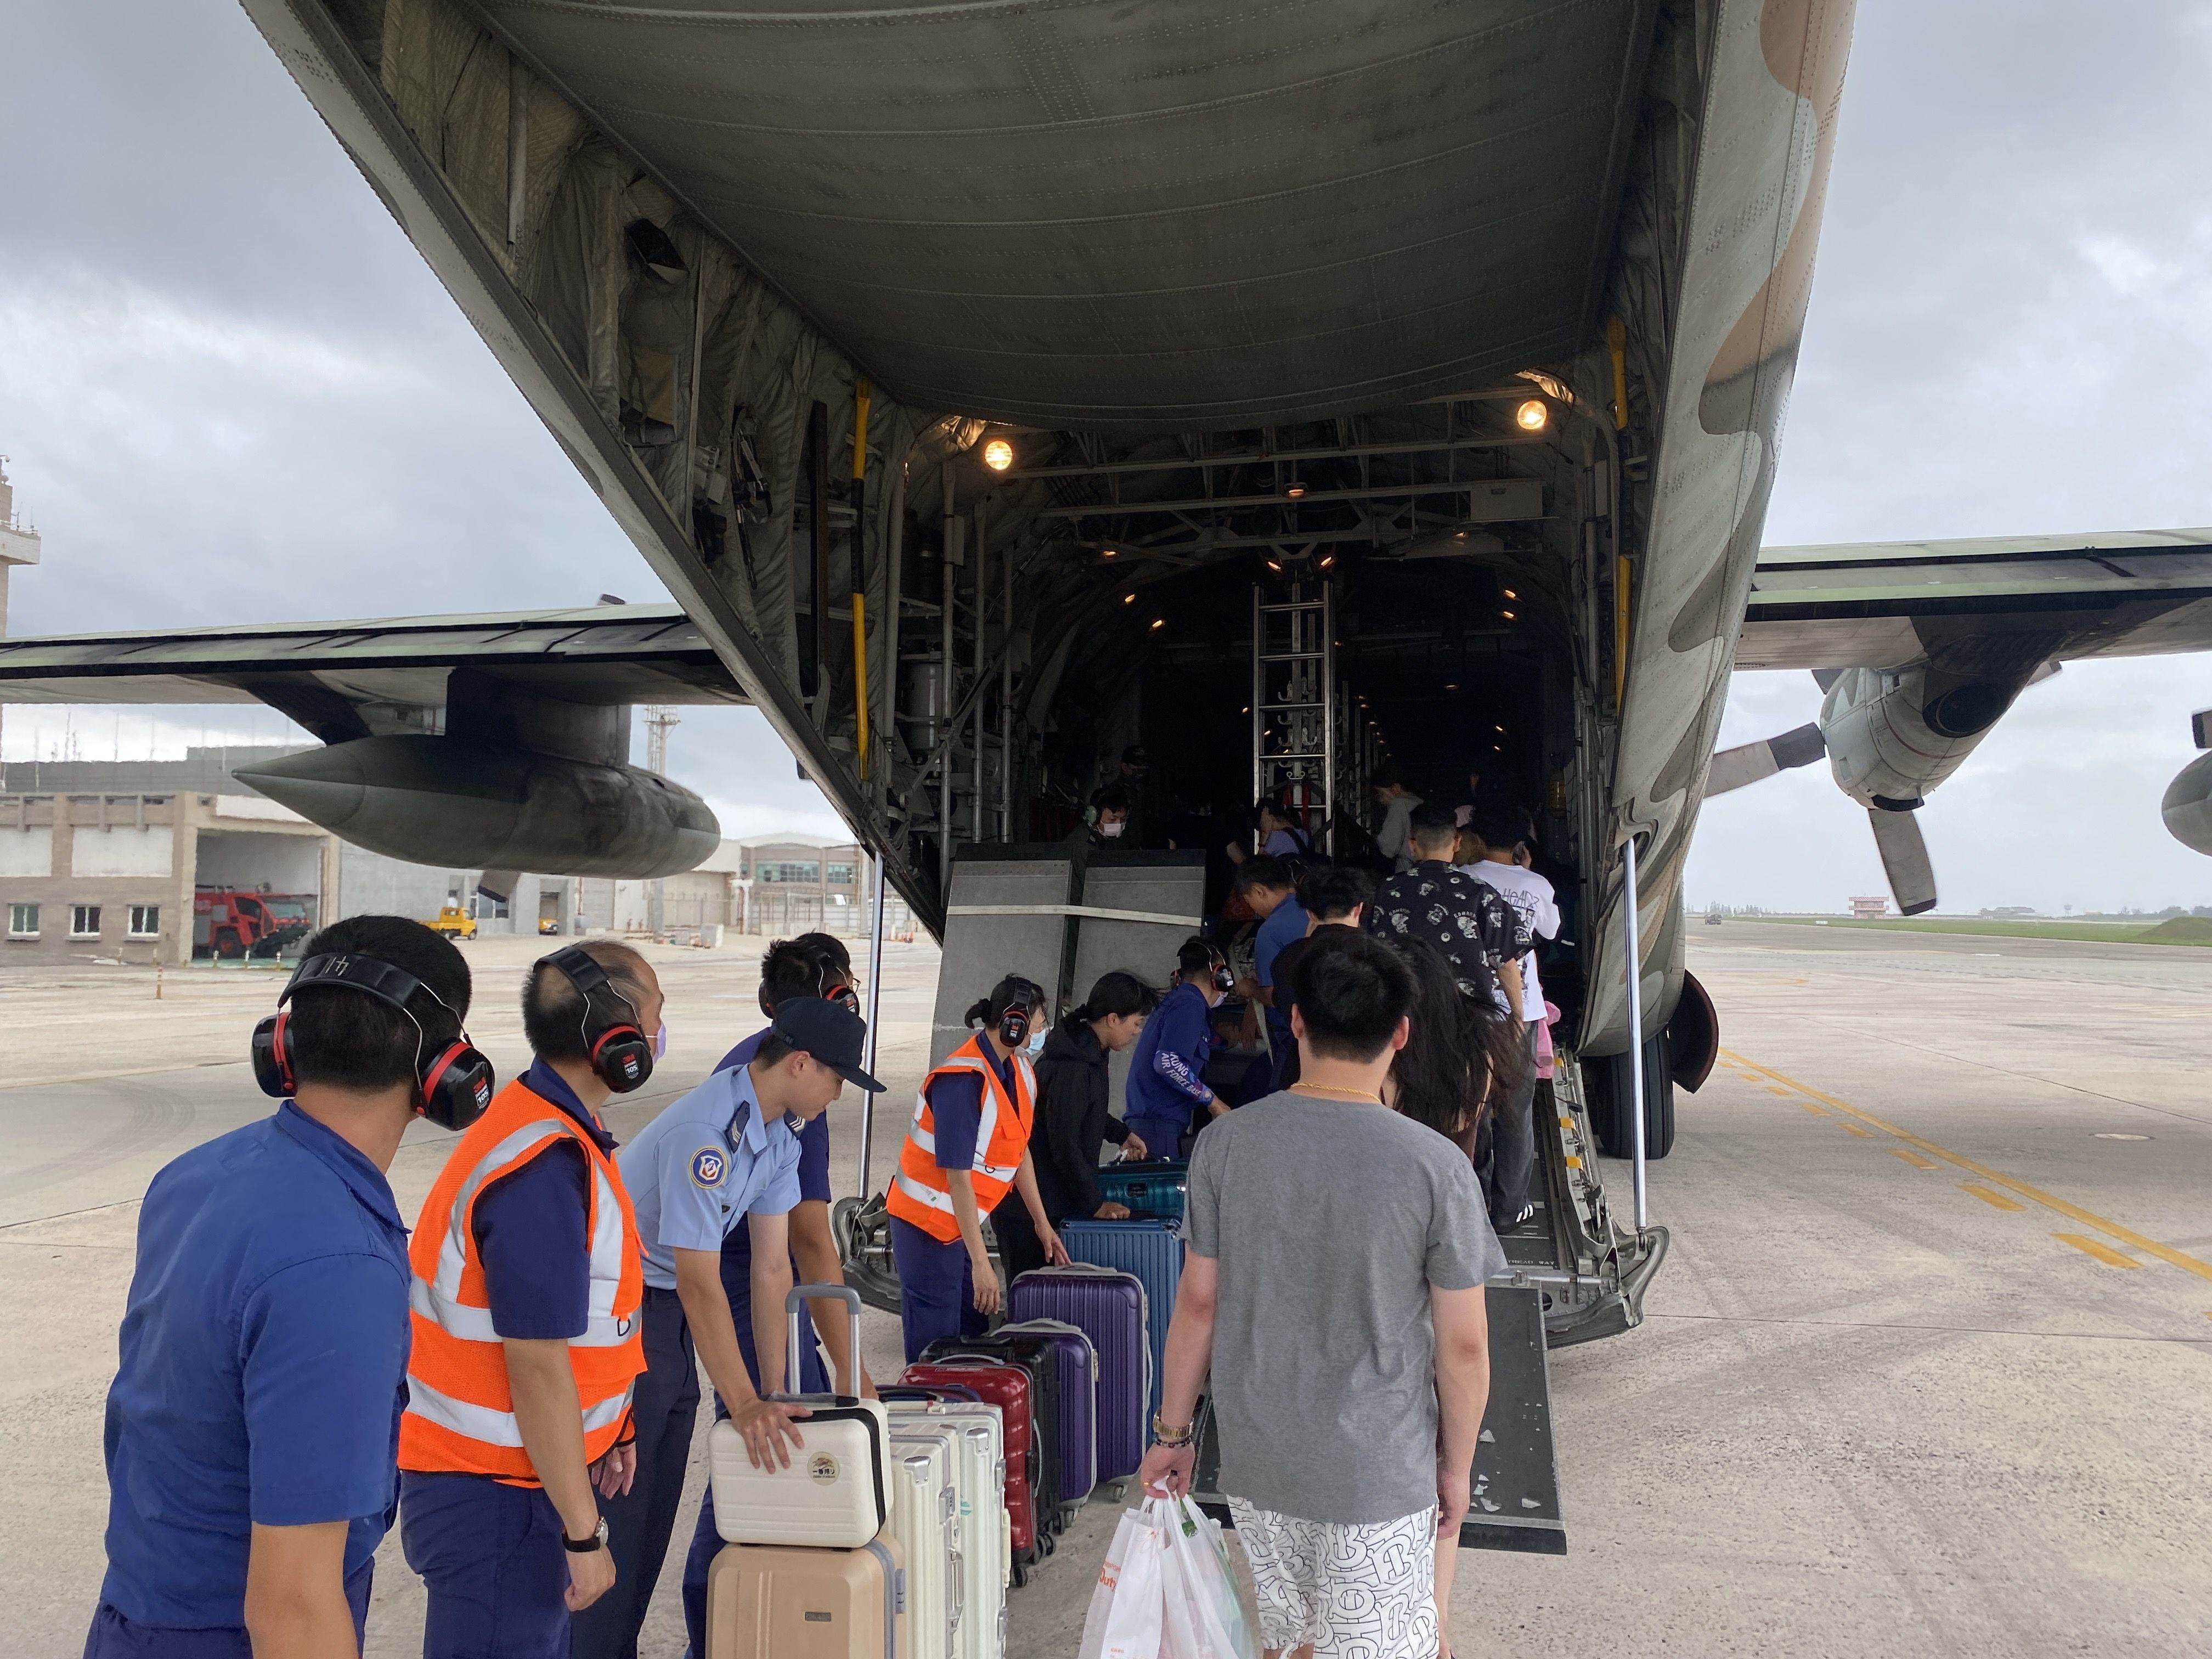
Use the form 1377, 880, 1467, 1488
999, 1317, 1098, 1513
1007, 1266, 1148, 1484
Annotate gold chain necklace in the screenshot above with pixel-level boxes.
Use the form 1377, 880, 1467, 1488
1291, 1083, 1385, 1105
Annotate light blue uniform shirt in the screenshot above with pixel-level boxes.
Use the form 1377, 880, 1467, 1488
617, 1064, 803, 1291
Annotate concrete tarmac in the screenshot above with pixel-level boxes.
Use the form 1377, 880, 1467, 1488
4, 925, 2209, 1655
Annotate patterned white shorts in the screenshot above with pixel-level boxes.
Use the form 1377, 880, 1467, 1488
1226, 1497, 1439, 1658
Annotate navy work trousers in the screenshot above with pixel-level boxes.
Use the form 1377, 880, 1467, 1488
1121, 1114, 1192, 1164
83, 1562, 373, 1658
569, 1286, 699, 1659
890, 1213, 987, 1364
402, 1472, 567, 1658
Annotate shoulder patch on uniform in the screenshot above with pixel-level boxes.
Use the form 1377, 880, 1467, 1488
690, 1145, 729, 1188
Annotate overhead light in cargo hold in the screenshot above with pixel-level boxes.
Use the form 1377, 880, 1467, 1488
1503, 588, 1518, 599
982, 438, 1015, 472
1266, 559, 1283, 572
1123, 592, 1136, 604
1150, 618, 1166, 630
1515, 399, 1549, 432
1285, 483, 1306, 499
1101, 546, 1118, 558
1318, 555, 1335, 569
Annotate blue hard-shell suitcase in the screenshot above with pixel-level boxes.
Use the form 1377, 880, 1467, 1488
1008, 1265, 1149, 1484
1058, 1218, 1183, 1421
1092, 1158, 1188, 1222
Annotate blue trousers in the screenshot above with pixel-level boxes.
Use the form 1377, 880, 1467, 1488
890, 1214, 987, 1364
677, 1299, 833, 1659
83, 1562, 373, 1658
1122, 1114, 1192, 1163
569, 1286, 698, 1659
402, 1472, 567, 1658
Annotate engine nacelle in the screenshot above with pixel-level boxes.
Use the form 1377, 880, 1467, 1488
2162, 751, 2212, 856
1819, 664, 2025, 808
233, 736, 720, 878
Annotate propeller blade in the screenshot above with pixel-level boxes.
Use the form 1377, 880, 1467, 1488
1704, 722, 1826, 798
1867, 806, 1938, 915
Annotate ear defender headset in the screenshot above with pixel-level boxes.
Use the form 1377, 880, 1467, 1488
542, 946, 653, 1092
756, 944, 861, 1019
251, 954, 495, 1131
995, 978, 1047, 1050
1172, 936, 1234, 996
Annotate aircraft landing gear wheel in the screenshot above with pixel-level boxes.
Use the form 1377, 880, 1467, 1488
1586, 1037, 1676, 1161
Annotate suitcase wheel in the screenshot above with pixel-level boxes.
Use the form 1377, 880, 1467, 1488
1041, 1527, 1056, 1558
1012, 1561, 1030, 1590
1106, 1480, 1130, 1502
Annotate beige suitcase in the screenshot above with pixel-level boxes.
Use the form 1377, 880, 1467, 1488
711, 1285, 892, 1549
704, 1534, 908, 1659
886, 1434, 960, 1659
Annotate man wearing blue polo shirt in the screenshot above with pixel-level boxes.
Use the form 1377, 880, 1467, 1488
85, 915, 474, 1659
1234, 856, 1308, 1091
582, 995, 885, 1658
675, 934, 878, 1659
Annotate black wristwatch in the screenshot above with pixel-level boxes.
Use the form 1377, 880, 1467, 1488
563, 1516, 609, 1554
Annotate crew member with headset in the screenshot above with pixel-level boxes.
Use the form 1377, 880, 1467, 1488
1122, 938, 1230, 1160
399, 943, 659, 1659
674, 933, 879, 1659
85, 916, 488, 1658
589, 995, 885, 1657
887, 975, 1071, 1361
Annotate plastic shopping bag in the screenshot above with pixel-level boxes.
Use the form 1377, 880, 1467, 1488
1159, 1497, 1260, 1659
1079, 1500, 1169, 1659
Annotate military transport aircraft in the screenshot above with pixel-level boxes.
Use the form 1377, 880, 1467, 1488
10, 7, 2212, 1519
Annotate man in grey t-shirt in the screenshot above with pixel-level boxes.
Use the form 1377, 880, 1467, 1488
1141, 930, 1500, 1659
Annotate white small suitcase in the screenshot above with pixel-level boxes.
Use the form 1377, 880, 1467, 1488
887, 1396, 1008, 1659
711, 1284, 892, 1549
887, 1432, 960, 1659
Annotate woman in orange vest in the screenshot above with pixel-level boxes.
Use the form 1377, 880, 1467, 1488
887, 974, 1070, 1361
398, 944, 658, 1658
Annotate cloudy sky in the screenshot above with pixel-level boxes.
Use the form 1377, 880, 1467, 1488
3, 1, 2210, 906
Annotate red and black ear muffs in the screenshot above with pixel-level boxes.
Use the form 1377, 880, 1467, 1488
542, 946, 652, 1093
757, 950, 860, 1019
251, 953, 495, 1131
995, 978, 1046, 1049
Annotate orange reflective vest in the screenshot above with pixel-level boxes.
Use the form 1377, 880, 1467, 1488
887, 1033, 1037, 1243
399, 1077, 646, 1484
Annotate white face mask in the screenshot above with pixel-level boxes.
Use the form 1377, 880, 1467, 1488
651, 1021, 668, 1059
1100, 819, 1125, 838
1026, 1024, 1049, 1058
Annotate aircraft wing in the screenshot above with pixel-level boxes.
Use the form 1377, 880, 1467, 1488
0, 603, 748, 741
1735, 528, 2212, 671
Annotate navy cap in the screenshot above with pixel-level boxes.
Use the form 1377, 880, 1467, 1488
771, 996, 885, 1092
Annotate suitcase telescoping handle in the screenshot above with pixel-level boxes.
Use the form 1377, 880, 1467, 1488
783, 1282, 864, 1400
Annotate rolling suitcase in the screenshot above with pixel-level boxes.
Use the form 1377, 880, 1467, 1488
703, 1532, 907, 1659
917, 1333, 1063, 1531
899, 1360, 1046, 1579
997, 1318, 1098, 1516
1008, 1265, 1148, 1484
885, 1433, 959, 1659
884, 1391, 1008, 1659
1091, 1158, 1188, 1221
712, 1285, 892, 1548
1060, 1218, 1183, 1420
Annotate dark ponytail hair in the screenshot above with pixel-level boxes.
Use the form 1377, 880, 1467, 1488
1068, 970, 1160, 1025
962, 974, 1048, 1030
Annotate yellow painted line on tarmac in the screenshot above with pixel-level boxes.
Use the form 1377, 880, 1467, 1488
1798, 1102, 1829, 1116
2055, 1234, 2142, 1269
1892, 1149, 1938, 1170
1765, 1085, 1794, 1097
1721, 1048, 2212, 1286
1839, 1123, 1875, 1138
1960, 1183, 2025, 1212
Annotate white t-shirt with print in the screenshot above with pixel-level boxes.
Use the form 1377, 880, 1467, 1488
1461, 859, 1558, 1021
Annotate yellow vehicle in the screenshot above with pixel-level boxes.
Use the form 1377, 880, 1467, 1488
425, 906, 477, 941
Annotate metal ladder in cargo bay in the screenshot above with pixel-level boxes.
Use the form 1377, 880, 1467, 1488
1251, 583, 1335, 837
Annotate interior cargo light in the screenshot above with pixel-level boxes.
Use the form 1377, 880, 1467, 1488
1150, 617, 1166, 630
1494, 724, 1505, 733
1267, 560, 1283, 572
1318, 555, 1335, 568
982, 438, 1015, 472
1501, 610, 1516, 621
1502, 588, 1517, 599
1101, 546, 1118, 558
1285, 483, 1307, 499
1124, 592, 1136, 604
1515, 399, 1549, 432
1445, 683, 1459, 691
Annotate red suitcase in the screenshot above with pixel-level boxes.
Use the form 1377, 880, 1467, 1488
899, 1359, 1048, 1578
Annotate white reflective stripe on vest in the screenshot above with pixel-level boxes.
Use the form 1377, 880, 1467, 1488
894, 1171, 956, 1215
425, 1112, 631, 1340
909, 1124, 938, 1154
405, 1373, 633, 1448
977, 1160, 1019, 1182
408, 1276, 639, 1348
